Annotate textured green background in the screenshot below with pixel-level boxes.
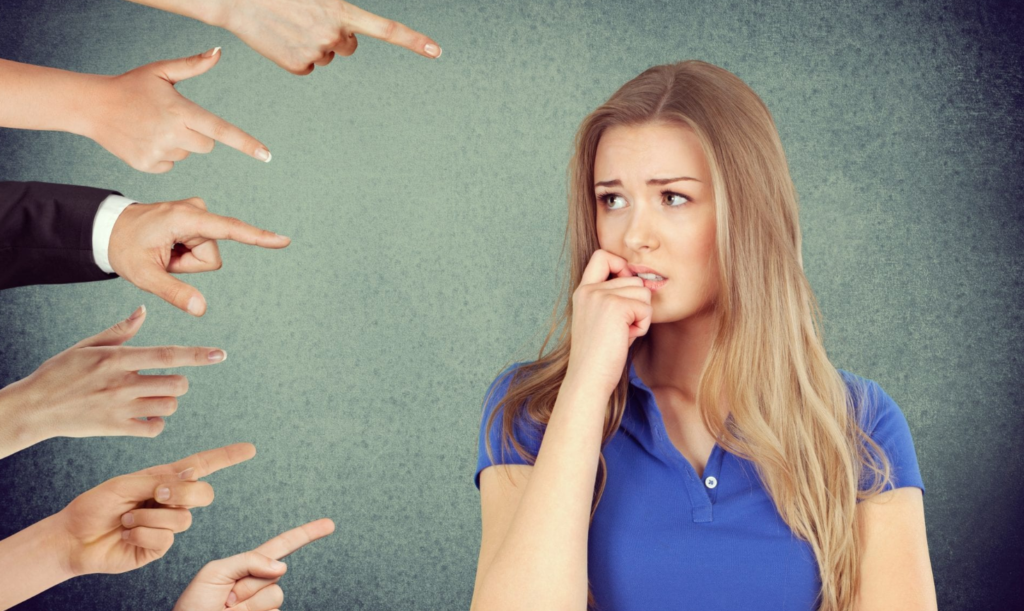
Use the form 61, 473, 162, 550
1, 0, 1021, 609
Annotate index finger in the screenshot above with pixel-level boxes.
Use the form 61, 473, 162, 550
184, 103, 272, 163
193, 210, 291, 249
342, 3, 441, 58
253, 518, 336, 560
117, 345, 226, 371
579, 249, 631, 286
142, 442, 257, 479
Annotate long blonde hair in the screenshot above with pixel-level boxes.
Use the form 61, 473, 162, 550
485, 60, 892, 610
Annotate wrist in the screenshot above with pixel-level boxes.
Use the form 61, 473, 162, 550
0, 513, 77, 607
61, 73, 112, 139
0, 379, 46, 459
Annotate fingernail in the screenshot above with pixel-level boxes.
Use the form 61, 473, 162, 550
121, 512, 135, 526
202, 46, 221, 58
128, 304, 145, 321
425, 43, 441, 58
156, 486, 171, 502
226, 592, 237, 606
187, 295, 205, 316
269, 559, 286, 570
178, 467, 195, 480
121, 529, 131, 540
255, 148, 271, 163
208, 349, 226, 363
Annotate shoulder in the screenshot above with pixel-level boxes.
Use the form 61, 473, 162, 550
475, 361, 544, 487
837, 369, 908, 436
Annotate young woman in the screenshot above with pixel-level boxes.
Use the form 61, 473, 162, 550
471, 61, 936, 611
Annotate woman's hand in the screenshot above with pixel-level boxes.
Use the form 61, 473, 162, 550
173, 519, 336, 611
565, 249, 652, 397
0, 306, 227, 459
76, 48, 269, 172
201, 0, 441, 75
53, 443, 257, 577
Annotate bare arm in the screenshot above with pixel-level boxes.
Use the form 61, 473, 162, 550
853, 487, 937, 610
0, 59, 98, 135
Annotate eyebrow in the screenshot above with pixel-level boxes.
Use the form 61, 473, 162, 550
594, 176, 702, 188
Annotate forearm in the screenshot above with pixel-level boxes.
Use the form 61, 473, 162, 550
473, 380, 609, 611
0, 380, 45, 461
122, 0, 227, 27
0, 59, 103, 135
0, 514, 75, 609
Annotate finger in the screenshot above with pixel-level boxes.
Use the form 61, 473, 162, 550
135, 266, 208, 316
150, 160, 174, 174
143, 442, 258, 479
74, 305, 147, 348
153, 480, 215, 508
597, 285, 652, 304
129, 396, 179, 418
179, 128, 216, 155
121, 525, 174, 551
623, 299, 653, 338
154, 47, 222, 85
130, 373, 189, 398
201, 551, 287, 586
121, 507, 192, 533
343, 5, 441, 58
593, 276, 645, 291
232, 576, 281, 606
165, 148, 191, 162
184, 103, 271, 163
228, 584, 283, 611
253, 518, 336, 560
118, 345, 227, 371
167, 240, 222, 274
192, 211, 290, 249
333, 33, 358, 57
118, 416, 166, 438
314, 49, 336, 66
580, 249, 630, 286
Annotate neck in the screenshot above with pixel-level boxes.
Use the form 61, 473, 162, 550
634, 309, 717, 401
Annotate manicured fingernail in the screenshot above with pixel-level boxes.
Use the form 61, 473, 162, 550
121, 529, 131, 540
226, 592, 237, 606
269, 559, 286, 570
255, 148, 271, 162
121, 512, 134, 527
156, 486, 171, 502
128, 304, 145, 321
178, 467, 195, 480
187, 295, 205, 316
208, 349, 226, 363
202, 46, 221, 58
425, 43, 441, 58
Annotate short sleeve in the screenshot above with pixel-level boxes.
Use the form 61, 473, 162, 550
474, 363, 544, 489
841, 371, 925, 495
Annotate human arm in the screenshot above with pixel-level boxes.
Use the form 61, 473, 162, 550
470, 250, 652, 611
0, 443, 256, 609
123, 0, 441, 75
172, 518, 336, 611
0, 51, 269, 173
0, 306, 226, 460
853, 487, 937, 610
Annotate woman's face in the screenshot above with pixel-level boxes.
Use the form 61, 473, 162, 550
594, 121, 719, 324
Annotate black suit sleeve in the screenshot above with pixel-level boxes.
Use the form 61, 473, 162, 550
0, 181, 120, 289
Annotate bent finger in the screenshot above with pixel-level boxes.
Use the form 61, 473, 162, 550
580, 249, 630, 286
314, 49, 336, 66
167, 240, 222, 274
153, 480, 215, 508
122, 526, 174, 551
129, 396, 179, 418
333, 33, 358, 57
228, 584, 283, 611
121, 507, 192, 533
184, 103, 271, 163
134, 267, 207, 316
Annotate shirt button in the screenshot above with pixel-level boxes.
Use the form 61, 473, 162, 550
704, 476, 718, 489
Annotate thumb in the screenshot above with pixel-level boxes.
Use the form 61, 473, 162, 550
156, 47, 222, 84
74, 305, 147, 348
203, 551, 287, 583
137, 267, 208, 317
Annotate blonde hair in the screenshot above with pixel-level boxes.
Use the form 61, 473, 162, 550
485, 60, 892, 610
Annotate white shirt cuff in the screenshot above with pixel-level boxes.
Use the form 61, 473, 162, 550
91, 194, 136, 274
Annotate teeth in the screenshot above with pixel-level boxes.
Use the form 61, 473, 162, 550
637, 273, 665, 281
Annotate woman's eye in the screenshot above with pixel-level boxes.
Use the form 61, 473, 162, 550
664, 192, 690, 207
600, 194, 627, 210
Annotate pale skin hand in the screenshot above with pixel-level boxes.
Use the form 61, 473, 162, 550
125, 0, 442, 75
173, 518, 336, 611
106, 198, 290, 316
0, 306, 226, 460
471, 249, 651, 611
0, 443, 257, 608
0, 52, 268, 173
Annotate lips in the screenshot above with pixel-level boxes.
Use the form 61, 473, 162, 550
627, 264, 668, 281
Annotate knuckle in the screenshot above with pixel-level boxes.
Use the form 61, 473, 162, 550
157, 346, 177, 366
380, 19, 397, 40
180, 510, 193, 531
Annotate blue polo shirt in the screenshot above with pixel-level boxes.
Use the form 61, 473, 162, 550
475, 362, 925, 610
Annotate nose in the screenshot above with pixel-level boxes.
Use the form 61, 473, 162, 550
623, 202, 659, 252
